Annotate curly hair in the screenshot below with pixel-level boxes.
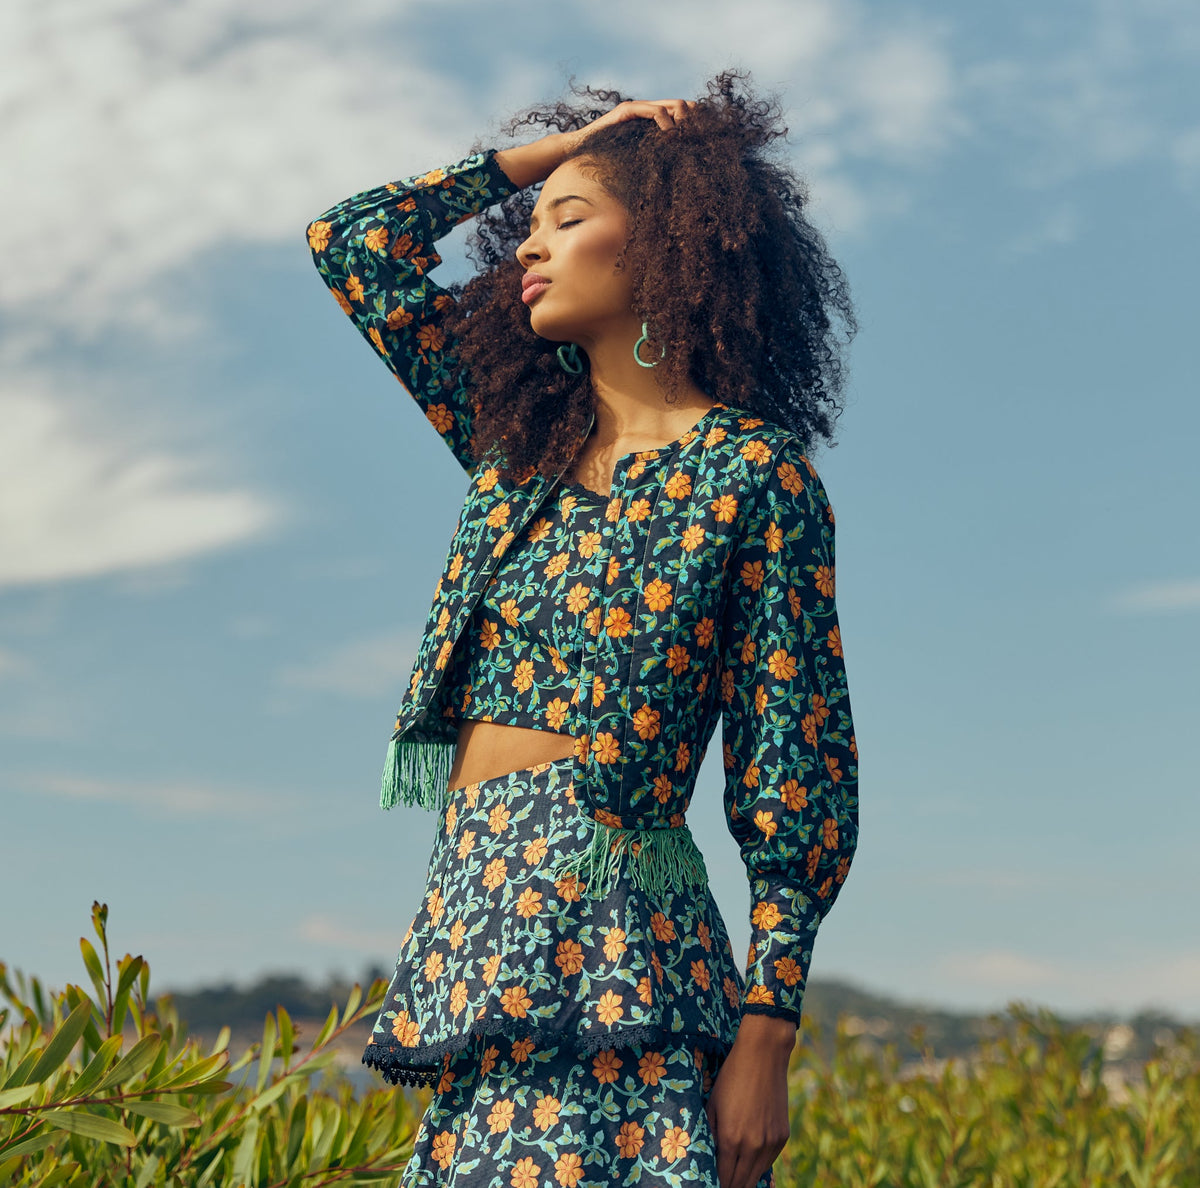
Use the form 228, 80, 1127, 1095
444, 69, 857, 481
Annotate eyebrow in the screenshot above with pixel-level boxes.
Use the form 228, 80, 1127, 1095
529, 194, 595, 230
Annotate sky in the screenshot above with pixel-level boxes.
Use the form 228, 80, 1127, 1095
2, 0, 1198, 1020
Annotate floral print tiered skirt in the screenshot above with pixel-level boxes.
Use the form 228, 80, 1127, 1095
365, 756, 773, 1186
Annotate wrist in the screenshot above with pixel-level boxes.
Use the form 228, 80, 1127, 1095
734, 1011, 797, 1060
493, 133, 569, 189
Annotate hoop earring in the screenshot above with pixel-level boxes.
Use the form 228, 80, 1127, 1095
634, 322, 666, 368
557, 343, 584, 375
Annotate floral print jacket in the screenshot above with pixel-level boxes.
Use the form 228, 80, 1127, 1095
306, 149, 859, 1023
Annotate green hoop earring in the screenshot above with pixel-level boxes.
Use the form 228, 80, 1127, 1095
634, 322, 666, 368
557, 343, 584, 375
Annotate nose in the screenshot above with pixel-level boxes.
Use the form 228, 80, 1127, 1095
516, 230, 544, 269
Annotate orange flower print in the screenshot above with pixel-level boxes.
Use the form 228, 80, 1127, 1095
690, 959, 711, 990
818, 876, 833, 899
578, 530, 603, 558
592, 732, 621, 764
742, 763, 760, 790
633, 704, 662, 739
652, 774, 673, 803
592, 677, 606, 707
741, 438, 771, 464
754, 810, 777, 838
511, 1036, 535, 1062
606, 555, 620, 585
814, 564, 835, 597
544, 698, 569, 731
448, 553, 464, 580
555, 939, 584, 975
332, 288, 353, 315
827, 625, 843, 657
802, 713, 819, 748
662, 1126, 691, 1161
720, 669, 736, 704
482, 858, 508, 890
704, 425, 728, 448
482, 954, 502, 985
367, 326, 386, 354
650, 951, 664, 985
650, 912, 677, 943
825, 753, 844, 783
527, 516, 551, 543
764, 521, 784, 552
497, 598, 520, 627
723, 976, 741, 1008
423, 950, 445, 982
787, 586, 802, 620
544, 553, 569, 580
585, 606, 603, 636
638, 1050, 666, 1085
386, 306, 413, 330
780, 781, 809, 811
344, 274, 365, 303
487, 1098, 515, 1134
415, 324, 445, 353
593, 1048, 622, 1083
664, 471, 692, 498
822, 818, 840, 848
485, 501, 511, 529
675, 741, 691, 772
713, 494, 739, 523
456, 831, 476, 861
604, 607, 633, 637
488, 803, 511, 833
597, 990, 625, 1025
768, 649, 797, 680
751, 901, 783, 930
837, 856, 851, 883
449, 980, 468, 1015
694, 920, 712, 952
644, 578, 673, 611
695, 617, 715, 648
637, 975, 653, 1005
625, 498, 652, 522
533, 1095, 561, 1130
514, 888, 543, 919
778, 460, 805, 495
740, 634, 757, 665
500, 986, 532, 1018
363, 226, 388, 254
740, 559, 765, 591
602, 927, 628, 962
479, 620, 501, 650
437, 1063, 455, 1095
426, 887, 444, 926
306, 220, 332, 252
555, 873, 584, 902
806, 845, 822, 879
555, 1152, 585, 1187
480, 1045, 499, 1076
755, 684, 769, 714
444, 801, 458, 835
474, 467, 500, 492
616, 1120, 645, 1158
390, 1010, 419, 1047
774, 956, 804, 986
523, 836, 548, 865
666, 645, 691, 676
435, 640, 453, 670
566, 582, 591, 613
431, 1130, 456, 1169
746, 985, 776, 1005
811, 693, 831, 724
681, 524, 706, 552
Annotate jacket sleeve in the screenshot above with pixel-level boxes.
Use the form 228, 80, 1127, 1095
718, 436, 859, 1025
304, 149, 518, 473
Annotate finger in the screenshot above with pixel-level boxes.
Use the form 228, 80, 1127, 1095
727, 1147, 756, 1188
716, 1140, 739, 1188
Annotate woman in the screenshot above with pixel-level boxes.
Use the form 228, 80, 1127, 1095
306, 71, 859, 1188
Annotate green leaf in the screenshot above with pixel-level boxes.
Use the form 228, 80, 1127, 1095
311, 1003, 339, 1050
123, 1100, 202, 1127
69, 1033, 125, 1099
43, 1107, 136, 1146
341, 983, 363, 1026
95, 1034, 163, 1091
0, 1083, 40, 1108
112, 955, 144, 1035
285, 1094, 308, 1167
27, 999, 92, 1086
278, 1006, 294, 1068
231, 1113, 261, 1185
0, 1130, 57, 1160
134, 1153, 161, 1188
257, 1012, 277, 1094
79, 939, 107, 1008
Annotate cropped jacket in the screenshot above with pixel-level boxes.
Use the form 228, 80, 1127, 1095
306, 148, 860, 1023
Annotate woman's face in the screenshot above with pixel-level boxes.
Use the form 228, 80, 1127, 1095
515, 158, 635, 345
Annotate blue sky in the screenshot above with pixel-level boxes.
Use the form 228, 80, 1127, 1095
3, 0, 1198, 1018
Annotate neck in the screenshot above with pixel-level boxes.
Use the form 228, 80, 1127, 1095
577, 316, 715, 452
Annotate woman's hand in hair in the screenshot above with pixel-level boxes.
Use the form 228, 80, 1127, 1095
495, 99, 696, 188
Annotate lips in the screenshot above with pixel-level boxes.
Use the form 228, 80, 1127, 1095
521, 272, 551, 305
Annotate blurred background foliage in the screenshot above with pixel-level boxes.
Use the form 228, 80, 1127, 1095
1, 904, 1198, 1186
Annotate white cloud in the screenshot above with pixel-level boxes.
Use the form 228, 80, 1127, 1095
0, 377, 282, 590
274, 628, 421, 699
1108, 579, 1200, 614
298, 912, 402, 957
21, 771, 283, 818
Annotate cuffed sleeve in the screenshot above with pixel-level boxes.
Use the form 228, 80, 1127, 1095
304, 150, 518, 472
718, 437, 859, 1024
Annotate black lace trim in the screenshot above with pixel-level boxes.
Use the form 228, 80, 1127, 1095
362, 1019, 735, 1088
740, 1003, 801, 1026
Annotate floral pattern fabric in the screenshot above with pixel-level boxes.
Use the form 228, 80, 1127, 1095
401, 1032, 772, 1188
364, 757, 744, 1088
306, 149, 859, 1025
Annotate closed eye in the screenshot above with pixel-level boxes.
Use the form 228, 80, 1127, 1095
559, 219, 582, 229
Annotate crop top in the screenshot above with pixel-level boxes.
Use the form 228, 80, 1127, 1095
438, 478, 612, 735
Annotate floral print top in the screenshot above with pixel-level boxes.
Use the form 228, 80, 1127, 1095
305, 149, 860, 1026
440, 480, 611, 734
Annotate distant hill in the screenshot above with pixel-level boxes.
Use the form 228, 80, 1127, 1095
163, 970, 1195, 1067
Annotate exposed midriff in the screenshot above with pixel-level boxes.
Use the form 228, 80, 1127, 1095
446, 720, 576, 791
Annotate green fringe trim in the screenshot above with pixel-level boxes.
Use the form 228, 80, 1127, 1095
547, 815, 710, 900
380, 736, 455, 812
